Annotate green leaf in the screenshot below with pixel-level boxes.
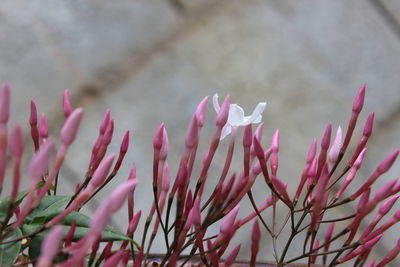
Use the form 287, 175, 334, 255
26, 195, 70, 223
28, 233, 43, 261
61, 211, 91, 227
36, 180, 45, 189
61, 212, 124, 235
49, 184, 56, 191
0, 228, 22, 266
0, 192, 27, 222
31, 216, 47, 225
22, 224, 130, 242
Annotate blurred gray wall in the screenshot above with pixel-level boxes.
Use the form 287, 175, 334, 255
1, 0, 399, 265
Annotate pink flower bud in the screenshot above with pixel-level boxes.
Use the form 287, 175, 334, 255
220, 205, 240, 236
190, 196, 201, 228
159, 128, 169, 160
37, 226, 64, 267
253, 136, 271, 183
128, 165, 136, 180
184, 190, 193, 217
195, 96, 209, 127
271, 129, 280, 152
90, 181, 137, 237
352, 150, 399, 199
61, 108, 84, 146
354, 148, 367, 169
307, 157, 317, 178
120, 131, 129, 154
328, 126, 342, 169
29, 140, 54, 186
250, 123, 264, 157
377, 150, 399, 173
364, 234, 382, 249
161, 163, 171, 192
216, 94, 231, 127
153, 123, 165, 150
250, 219, 261, 266
253, 136, 265, 160
91, 154, 115, 187
224, 244, 241, 267
324, 222, 335, 252
221, 173, 236, 202
376, 238, 400, 267
102, 120, 114, 145
103, 250, 123, 267
65, 221, 76, 247
99, 109, 110, 135
363, 112, 374, 137
108, 180, 139, 212
270, 130, 280, 176
392, 182, 400, 195
339, 235, 382, 263
39, 113, 48, 139
112, 131, 129, 175
374, 179, 397, 202
30, 100, 38, 126
336, 148, 366, 199
243, 124, 252, 148
0, 82, 10, 124
310, 239, 319, 264
307, 138, 317, 164
11, 124, 24, 158
272, 177, 291, 205
358, 189, 370, 213
63, 89, 73, 118
128, 211, 142, 234
367, 259, 376, 267
379, 195, 399, 215
185, 116, 199, 149
321, 123, 332, 150
133, 249, 143, 267
352, 83, 366, 113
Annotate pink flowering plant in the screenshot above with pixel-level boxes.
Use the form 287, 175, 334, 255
0, 83, 398, 267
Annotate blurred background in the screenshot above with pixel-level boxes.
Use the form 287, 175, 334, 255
1, 0, 399, 265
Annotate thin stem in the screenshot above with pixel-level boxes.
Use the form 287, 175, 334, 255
320, 214, 356, 223
54, 173, 60, 195
247, 190, 273, 236
284, 243, 357, 265
276, 210, 291, 237
279, 209, 308, 264
81, 173, 117, 207
66, 173, 91, 208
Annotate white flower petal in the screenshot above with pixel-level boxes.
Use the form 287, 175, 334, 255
220, 124, 232, 140
212, 93, 220, 113
227, 104, 245, 126
252, 115, 262, 124
243, 102, 267, 124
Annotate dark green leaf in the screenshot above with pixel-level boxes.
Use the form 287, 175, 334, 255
61, 211, 91, 227
61, 212, 124, 235
26, 195, 69, 223
28, 233, 43, 261
0, 228, 22, 266
31, 216, 47, 225
23, 224, 130, 242
28, 230, 67, 263
36, 180, 45, 189
0, 192, 27, 222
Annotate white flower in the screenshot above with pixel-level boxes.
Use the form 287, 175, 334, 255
212, 93, 267, 140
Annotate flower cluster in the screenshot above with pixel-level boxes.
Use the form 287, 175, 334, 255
0, 82, 398, 267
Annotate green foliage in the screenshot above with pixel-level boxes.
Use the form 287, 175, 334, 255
17, 195, 131, 262
0, 228, 22, 266
0, 192, 27, 223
